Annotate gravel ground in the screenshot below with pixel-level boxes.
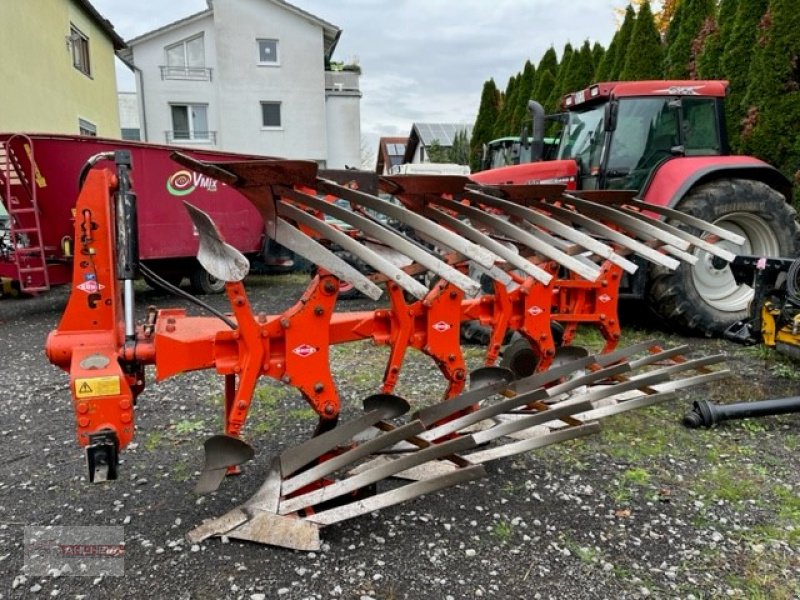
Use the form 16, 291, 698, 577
1, 274, 799, 599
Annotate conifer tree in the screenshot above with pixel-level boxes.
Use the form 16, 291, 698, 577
610, 5, 637, 79
537, 47, 558, 81
564, 41, 595, 93
493, 74, 521, 138
696, 0, 736, 79
470, 78, 501, 171
723, 0, 768, 148
663, 0, 715, 78
533, 69, 556, 106
512, 60, 536, 133
591, 42, 606, 76
595, 33, 618, 82
740, 0, 800, 180
546, 43, 574, 112
620, 0, 663, 80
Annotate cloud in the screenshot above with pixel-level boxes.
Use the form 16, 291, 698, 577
92, 0, 623, 150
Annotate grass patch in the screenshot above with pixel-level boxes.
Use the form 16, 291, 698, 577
492, 519, 513, 543
693, 464, 764, 504
172, 419, 205, 435
143, 431, 163, 452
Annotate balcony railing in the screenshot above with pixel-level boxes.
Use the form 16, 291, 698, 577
160, 65, 213, 81
165, 131, 217, 144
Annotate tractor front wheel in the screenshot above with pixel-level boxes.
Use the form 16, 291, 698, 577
646, 178, 800, 336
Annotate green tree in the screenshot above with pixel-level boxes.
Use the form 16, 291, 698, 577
591, 42, 606, 75
546, 42, 574, 112
533, 47, 559, 101
537, 47, 559, 79
493, 73, 521, 138
663, 0, 715, 78
696, 0, 736, 79
723, 0, 769, 148
564, 40, 595, 92
470, 78, 501, 171
595, 31, 619, 82
610, 5, 637, 79
533, 68, 556, 106
620, 0, 664, 80
740, 0, 800, 183
426, 139, 448, 163
512, 60, 536, 133
449, 129, 471, 165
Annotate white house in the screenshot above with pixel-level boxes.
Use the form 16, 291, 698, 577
120, 0, 361, 168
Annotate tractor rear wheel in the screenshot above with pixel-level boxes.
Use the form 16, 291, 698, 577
646, 178, 800, 336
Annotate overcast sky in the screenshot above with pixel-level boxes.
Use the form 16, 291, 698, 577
92, 0, 629, 151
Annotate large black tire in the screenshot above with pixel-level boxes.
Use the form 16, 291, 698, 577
189, 262, 225, 295
646, 178, 800, 336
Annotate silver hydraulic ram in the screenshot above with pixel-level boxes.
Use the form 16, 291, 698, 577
113, 151, 138, 342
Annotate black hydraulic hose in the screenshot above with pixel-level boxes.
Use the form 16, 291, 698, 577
138, 262, 237, 330
683, 396, 800, 428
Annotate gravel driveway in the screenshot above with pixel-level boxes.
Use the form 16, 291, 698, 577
1, 275, 799, 599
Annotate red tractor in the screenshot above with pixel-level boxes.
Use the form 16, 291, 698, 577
473, 80, 800, 335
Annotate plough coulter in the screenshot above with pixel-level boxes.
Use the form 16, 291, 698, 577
46, 151, 737, 550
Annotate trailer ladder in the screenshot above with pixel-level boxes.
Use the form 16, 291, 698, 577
0, 134, 50, 292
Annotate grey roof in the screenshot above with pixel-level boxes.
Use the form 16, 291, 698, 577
412, 123, 472, 146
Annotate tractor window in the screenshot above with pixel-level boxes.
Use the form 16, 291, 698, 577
682, 98, 721, 155
606, 98, 679, 190
556, 105, 605, 173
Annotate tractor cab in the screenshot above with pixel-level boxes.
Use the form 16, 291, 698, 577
556, 82, 728, 191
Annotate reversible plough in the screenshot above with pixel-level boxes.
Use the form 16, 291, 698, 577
46, 151, 740, 550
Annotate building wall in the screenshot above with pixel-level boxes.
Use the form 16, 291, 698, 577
130, 12, 217, 146
129, 0, 359, 163
212, 0, 327, 160
118, 92, 141, 140
325, 71, 362, 168
0, 0, 120, 135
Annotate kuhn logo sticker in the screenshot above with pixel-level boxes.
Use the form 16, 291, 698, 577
528, 306, 543, 316
654, 85, 702, 96
76, 280, 105, 293
598, 294, 612, 303
292, 344, 317, 357
166, 170, 218, 196
432, 321, 451, 332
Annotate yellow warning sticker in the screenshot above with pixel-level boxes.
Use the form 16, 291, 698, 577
75, 376, 121, 398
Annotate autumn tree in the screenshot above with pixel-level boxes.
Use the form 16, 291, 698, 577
663, 0, 715, 78
620, 0, 663, 80
696, 0, 737, 79
470, 78, 501, 171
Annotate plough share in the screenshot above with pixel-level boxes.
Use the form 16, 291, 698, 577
46, 151, 737, 550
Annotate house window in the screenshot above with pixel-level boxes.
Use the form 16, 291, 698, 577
261, 102, 281, 128
78, 118, 97, 136
163, 34, 209, 79
170, 104, 210, 141
257, 39, 279, 65
121, 128, 141, 141
70, 25, 91, 76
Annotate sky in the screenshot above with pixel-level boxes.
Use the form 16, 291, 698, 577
92, 0, 629, 154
